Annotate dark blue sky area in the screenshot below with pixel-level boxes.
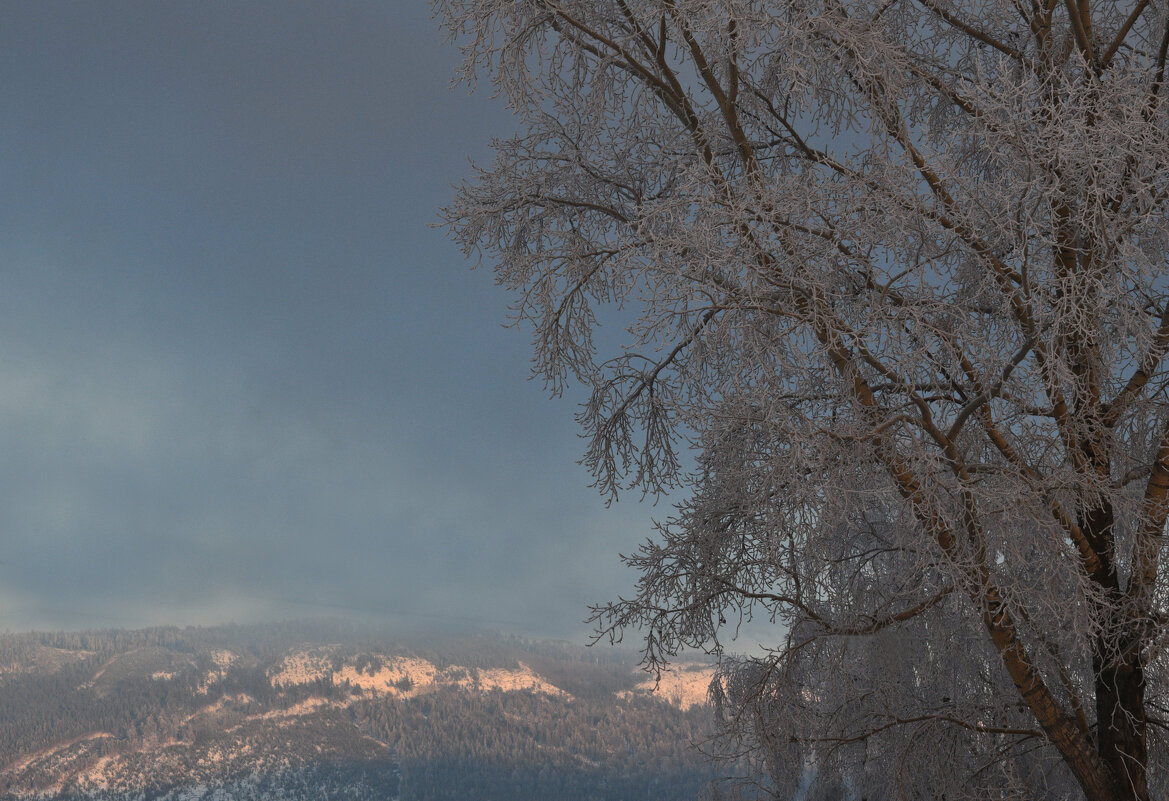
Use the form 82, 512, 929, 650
0, 0, 664, 637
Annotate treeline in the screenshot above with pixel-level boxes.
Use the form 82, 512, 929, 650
0, 623, 656, 677
0, 620, 359, 665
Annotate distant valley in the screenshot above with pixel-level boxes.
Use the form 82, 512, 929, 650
0, 622, 728, 801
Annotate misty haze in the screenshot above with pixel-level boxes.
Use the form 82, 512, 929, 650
4, 1, 1169, 801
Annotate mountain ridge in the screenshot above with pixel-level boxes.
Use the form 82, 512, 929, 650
0, 622, 728, 801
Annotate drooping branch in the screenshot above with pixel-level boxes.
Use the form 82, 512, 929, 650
443, 2, 1169, 797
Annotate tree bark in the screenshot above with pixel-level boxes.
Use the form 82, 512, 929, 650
1095, 641, 1149, 801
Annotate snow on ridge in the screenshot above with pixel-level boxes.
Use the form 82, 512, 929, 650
196, 649, 240, 694
626, 662, 717, 710
254, 696, 332, 723
269, 647, 713, 708
268, 649, 334, 687
2, 730, 116, 787
270, 650, 568, 700
333, 656, 569, 698
333, 656, 437, 696
475, 663, 566, 697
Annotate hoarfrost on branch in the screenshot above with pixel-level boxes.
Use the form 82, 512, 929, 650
440, 2, 1169, 799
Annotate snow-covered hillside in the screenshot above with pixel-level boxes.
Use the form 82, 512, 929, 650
0, 625, 725, 801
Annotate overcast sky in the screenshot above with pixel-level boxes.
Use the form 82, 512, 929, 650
0, 0, 672, 639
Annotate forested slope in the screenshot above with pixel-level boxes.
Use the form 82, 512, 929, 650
0, 623, 727, 801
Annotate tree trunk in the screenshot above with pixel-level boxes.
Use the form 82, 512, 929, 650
1082, 500, 1150, 801
1095, 630, 1150, 801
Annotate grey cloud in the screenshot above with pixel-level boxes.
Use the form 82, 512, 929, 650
0, 0, 662, 640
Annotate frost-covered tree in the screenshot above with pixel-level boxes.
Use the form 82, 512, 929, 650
438, 2, 1169, 799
